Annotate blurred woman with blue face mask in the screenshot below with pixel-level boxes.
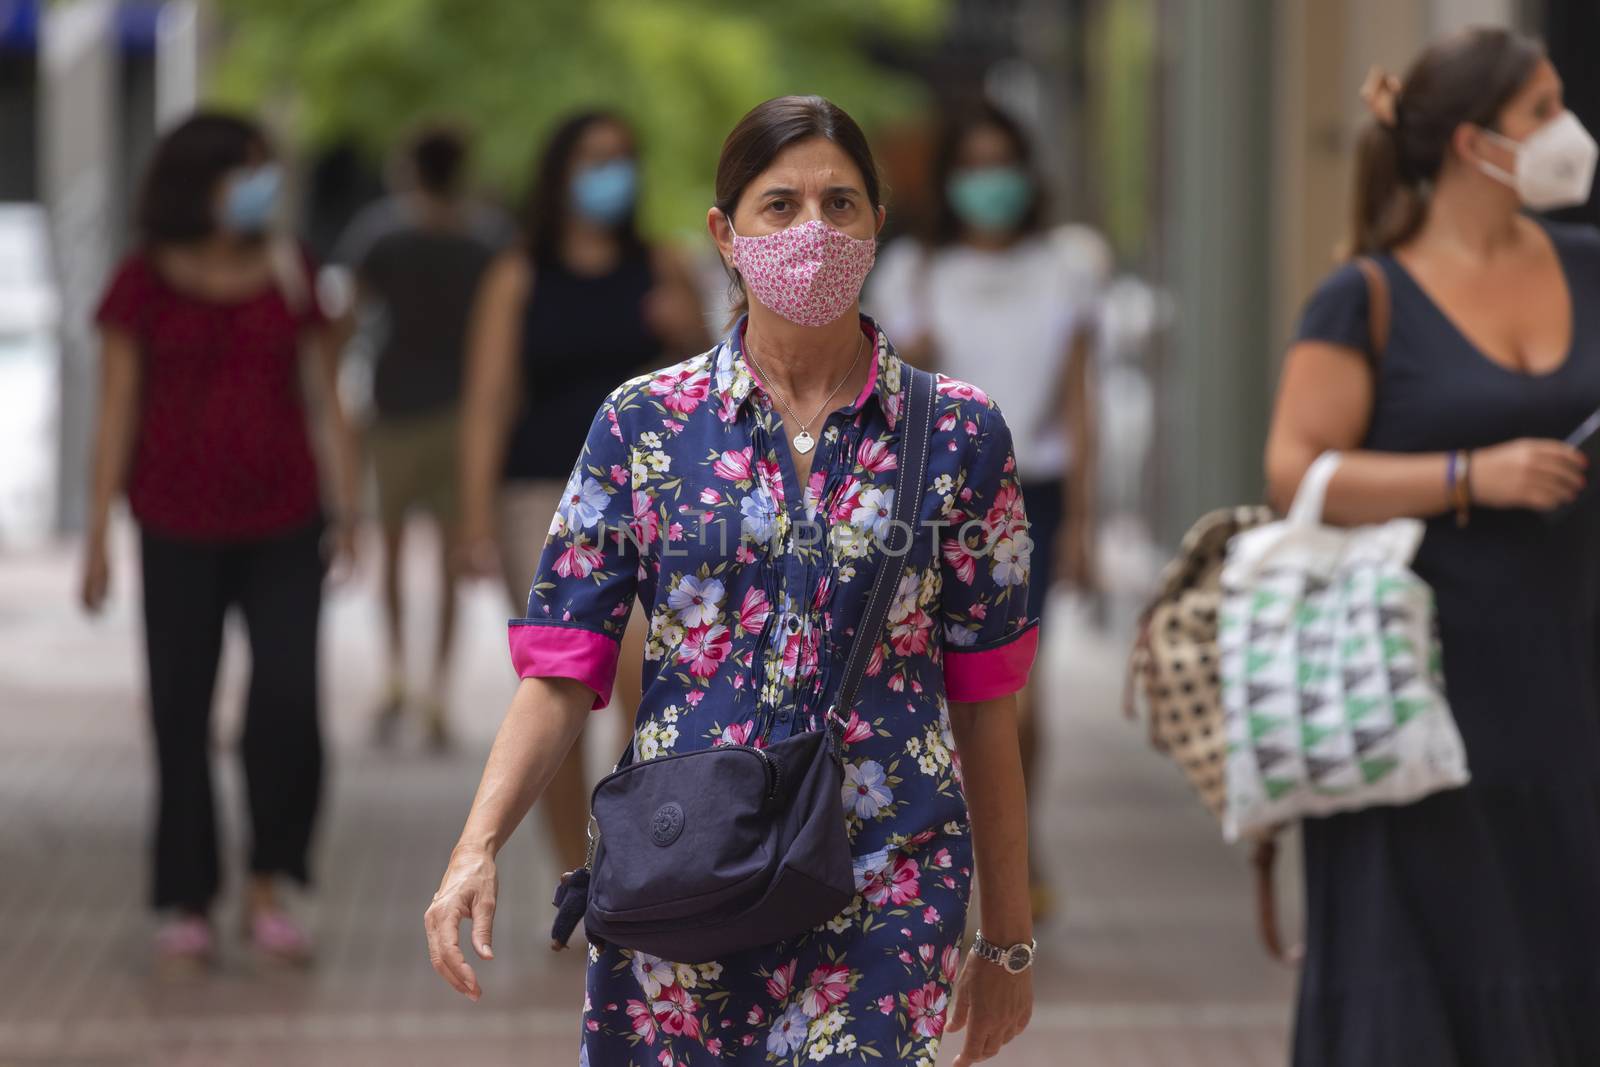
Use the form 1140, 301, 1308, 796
457, 110, 710, 882
868, 101, 1110, 924
220, 161, 285, 235
569, 155, 639, 228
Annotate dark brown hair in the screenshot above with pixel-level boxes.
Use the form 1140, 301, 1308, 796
1349, 27, 1543, 256
408, 124, 470, 197
927, 100, 1046, 247
136, 112, 269, 246
522, 109, 644, 270
714, 95, 883, 317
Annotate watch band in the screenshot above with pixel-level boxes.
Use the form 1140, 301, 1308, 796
972, 931, 1038, 973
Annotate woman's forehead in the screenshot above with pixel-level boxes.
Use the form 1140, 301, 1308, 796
578, 120, 633, 157
959, 124, 1019, 164
1498, 57, 1559, 113
749, 138, 866, 194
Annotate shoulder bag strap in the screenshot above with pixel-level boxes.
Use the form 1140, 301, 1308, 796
604, 365, 934, 769
1354, 256, 1391, 363
1251, 833, 1303, 966
830, 364, 936, 730
560, 374, 937, 925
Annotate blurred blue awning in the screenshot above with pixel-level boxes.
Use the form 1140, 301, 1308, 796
0, 0, 166, 54
0, 0, 37, 51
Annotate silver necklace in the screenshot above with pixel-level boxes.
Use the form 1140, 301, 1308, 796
743, 330, 865, 456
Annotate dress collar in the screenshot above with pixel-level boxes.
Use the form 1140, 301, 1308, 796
713, 313, 906, 431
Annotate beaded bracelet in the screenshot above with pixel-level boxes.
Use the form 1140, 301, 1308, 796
1447, 450, 1472, 527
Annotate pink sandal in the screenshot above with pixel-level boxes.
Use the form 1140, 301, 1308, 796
155, 916, 215, 969
248, 909, 314, 965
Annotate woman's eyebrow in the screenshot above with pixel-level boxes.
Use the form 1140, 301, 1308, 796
755, 183, 862, 198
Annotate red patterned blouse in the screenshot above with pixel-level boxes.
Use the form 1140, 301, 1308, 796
94, 247, 325, 541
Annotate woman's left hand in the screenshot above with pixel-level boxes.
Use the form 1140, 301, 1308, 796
324, 518, 359, 583
1061, 519, 1097, 592
947, 950, 1033, 1065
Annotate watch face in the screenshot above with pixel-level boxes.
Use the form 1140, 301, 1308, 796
1003, 945, 1033, 974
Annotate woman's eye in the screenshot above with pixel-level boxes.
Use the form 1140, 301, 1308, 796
767, 200, 791, 213
831, 197, 854, 211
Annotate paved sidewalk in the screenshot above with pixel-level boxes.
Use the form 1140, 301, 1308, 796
0, 523, 1296, 1066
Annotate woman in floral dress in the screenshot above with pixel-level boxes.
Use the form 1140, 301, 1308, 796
426, 96, 1040, 1066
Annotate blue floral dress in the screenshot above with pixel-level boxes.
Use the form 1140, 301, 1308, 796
508, 315, 1039, 1065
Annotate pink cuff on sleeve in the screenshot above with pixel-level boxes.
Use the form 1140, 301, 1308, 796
508, 622, 621, 711
944, 623, 1039, 703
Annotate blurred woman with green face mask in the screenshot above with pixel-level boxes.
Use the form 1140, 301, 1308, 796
944, 155, 1035, 236
868, 100, 1111, 923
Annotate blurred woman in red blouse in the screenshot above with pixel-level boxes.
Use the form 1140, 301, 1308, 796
80, 113, 359, 969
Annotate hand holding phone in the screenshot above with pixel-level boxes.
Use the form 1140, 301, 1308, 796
1504, 412, 1593, 521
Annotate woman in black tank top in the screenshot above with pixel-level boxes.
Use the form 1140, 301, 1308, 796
459, 111, 709, 878
503, 251, 659, 481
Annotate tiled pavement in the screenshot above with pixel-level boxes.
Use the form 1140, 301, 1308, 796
0, 521, 1296, 1066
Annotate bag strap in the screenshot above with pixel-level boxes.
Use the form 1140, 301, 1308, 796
1250, 834, 1303, 966
831, 364, 936, 728
1286, 451, 1343, 527
606, 362, 934, 767
1354, 256, 1390, 363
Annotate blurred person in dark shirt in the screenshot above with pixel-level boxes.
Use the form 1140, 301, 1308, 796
332, 125, 512, 750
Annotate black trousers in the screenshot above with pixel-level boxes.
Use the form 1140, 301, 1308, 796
139, 520, 325, 913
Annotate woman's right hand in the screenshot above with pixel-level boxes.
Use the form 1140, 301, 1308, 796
80, 531, 110, 613
1469, 438, 1588, 512
424, 844, 499, 1002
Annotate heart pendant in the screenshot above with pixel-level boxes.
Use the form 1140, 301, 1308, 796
793, 431, 816, 455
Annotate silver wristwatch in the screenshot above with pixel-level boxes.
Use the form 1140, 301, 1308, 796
971, 931, 1037, 975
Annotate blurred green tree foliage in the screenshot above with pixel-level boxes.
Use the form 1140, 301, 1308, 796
212, 0, 948, 238
1088, 0, 1156, 262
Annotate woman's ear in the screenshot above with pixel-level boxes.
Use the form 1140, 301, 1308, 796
707, 206, 735, 266
874, 204, 887, 236
1453, 121, 1507, 176
1450, 122, 1480, 167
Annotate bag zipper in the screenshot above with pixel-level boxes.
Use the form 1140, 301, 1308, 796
590, 742, 779, 805
751, 743, 781, 799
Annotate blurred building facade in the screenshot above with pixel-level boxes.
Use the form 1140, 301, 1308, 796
0, 0, 207, 539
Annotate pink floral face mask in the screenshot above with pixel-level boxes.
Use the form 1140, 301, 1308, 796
728, 217, 877, 328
